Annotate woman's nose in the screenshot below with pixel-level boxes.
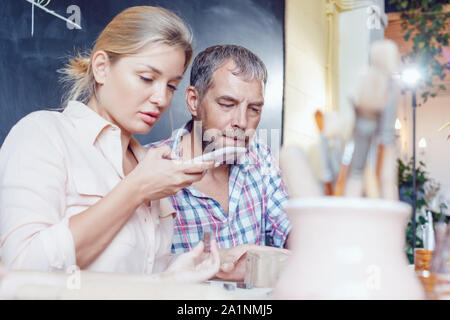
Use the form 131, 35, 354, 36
149, 85, 169, 108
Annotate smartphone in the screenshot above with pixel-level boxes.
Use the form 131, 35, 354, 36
190, 147, 247, 167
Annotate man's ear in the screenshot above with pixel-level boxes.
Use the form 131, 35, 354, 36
185, 86, 201, 118
91, 50, 110, 85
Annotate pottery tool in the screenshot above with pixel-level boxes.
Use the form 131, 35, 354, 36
203, 231, 211, 253
344, 67, 389, 197
223, 283, 236, 291
314, 110, 334, 195
333, 140, 354, 196
323, 111, 344, 178
237, 282, 253, 289
378, 145, 399, 200
279, 146, 323, 198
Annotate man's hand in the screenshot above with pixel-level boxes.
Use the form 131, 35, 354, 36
215, 244, 291, 282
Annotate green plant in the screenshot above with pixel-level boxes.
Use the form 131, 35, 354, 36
388, 0, 450, 103
397, 158, 428, 263
397, 158, 449, 263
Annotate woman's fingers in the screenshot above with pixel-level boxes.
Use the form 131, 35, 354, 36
158, 145, 173, 159
181, 161, 214, 174
170, 240, 220, 282
197, 240, 220, 278
190, 240, 205, 257
145, 145, 172, 160
209, 240, 220, 269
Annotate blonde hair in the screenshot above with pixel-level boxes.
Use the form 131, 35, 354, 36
59, 6, 193, 106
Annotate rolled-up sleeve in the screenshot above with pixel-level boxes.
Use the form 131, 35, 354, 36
0, 113, 76, 271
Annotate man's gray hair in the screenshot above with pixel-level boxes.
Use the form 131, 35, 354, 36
190, 45, 268, 100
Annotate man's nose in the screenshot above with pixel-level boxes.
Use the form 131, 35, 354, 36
231, 105, 248, 129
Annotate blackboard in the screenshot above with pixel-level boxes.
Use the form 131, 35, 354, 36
0, 0, 285, 147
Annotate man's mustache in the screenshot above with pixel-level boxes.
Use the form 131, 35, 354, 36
221, 129, 254, 142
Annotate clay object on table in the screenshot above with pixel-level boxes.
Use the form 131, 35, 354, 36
244, 249, 290, 288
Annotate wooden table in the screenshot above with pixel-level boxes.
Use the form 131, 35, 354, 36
0, 270, 272, 300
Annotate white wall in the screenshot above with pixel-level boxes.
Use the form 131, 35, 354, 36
337, 7, 372, 140
283, 0, 328, 152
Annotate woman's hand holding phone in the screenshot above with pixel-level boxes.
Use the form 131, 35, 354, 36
128, 146, 214, 202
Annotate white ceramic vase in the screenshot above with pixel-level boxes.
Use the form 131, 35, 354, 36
273, 197, 425, 299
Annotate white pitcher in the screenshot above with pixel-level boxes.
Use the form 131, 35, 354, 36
273, 197, 425, 299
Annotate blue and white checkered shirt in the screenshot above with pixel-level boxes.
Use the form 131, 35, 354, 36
148, 121, 291, 254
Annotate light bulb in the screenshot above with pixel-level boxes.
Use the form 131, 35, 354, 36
418, 138, 427, 149
401, 67, 421, 87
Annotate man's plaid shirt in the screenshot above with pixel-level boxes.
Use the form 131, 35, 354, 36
147, 122, 291, 253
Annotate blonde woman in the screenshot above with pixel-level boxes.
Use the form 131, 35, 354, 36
0, 6, 219, 281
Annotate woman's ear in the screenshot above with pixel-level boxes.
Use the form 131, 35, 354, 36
91, 50, 110, 85
185, 86, 200, 118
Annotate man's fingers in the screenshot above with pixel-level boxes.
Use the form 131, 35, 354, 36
230, 247, 249, 264
220, 262, 235, 273
253, 245, 291, 255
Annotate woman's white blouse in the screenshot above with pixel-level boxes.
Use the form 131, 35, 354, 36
0, 101, 175, 274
